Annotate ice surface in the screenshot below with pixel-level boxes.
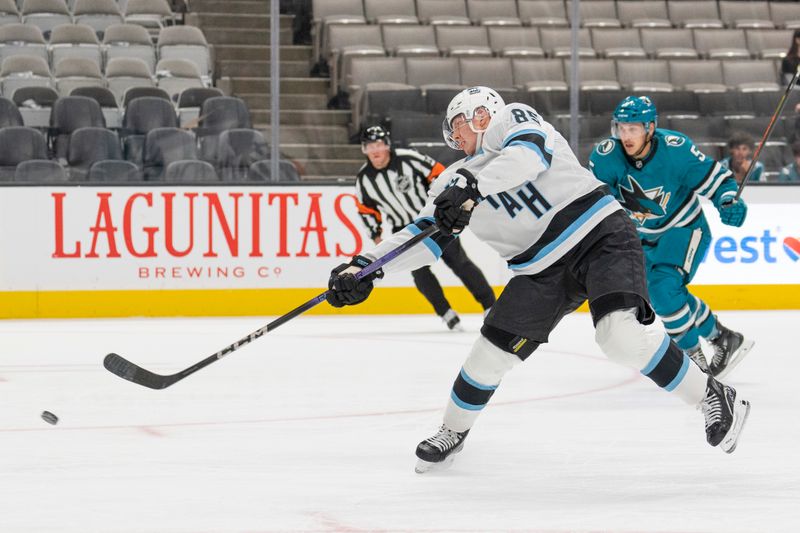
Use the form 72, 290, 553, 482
0, 311, 796, 532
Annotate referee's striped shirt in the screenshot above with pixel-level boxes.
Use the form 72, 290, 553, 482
355, 148, 445, 238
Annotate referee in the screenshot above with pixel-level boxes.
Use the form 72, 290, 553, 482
354, 125, 496, 330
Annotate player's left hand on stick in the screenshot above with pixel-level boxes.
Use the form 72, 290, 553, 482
433, 168, 481, 236
326, 255, 384, 308
719, 197, 747, 227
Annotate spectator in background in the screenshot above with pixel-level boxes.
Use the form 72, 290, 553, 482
782, 30, 800, 85
354, 125, 496, 330
721, 132, 765, 186
779, 141, 800, 182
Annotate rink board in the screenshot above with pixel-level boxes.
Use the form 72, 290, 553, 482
1, 185, 799, 318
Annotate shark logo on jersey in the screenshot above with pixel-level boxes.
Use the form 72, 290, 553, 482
664, 135, 685, 147
596, 139, 615, 155
619, 175, 671, 224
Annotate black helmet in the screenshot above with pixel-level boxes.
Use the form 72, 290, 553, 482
361, 125, 390, 147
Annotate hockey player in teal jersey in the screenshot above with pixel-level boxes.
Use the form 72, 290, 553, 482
589, 96, 754, 379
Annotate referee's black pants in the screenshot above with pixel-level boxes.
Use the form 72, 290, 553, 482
410, 238, 496, 317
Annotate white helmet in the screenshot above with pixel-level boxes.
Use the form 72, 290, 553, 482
442, 86, 505, 149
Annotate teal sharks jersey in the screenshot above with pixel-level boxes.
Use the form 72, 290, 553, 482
588, 129, 737, 241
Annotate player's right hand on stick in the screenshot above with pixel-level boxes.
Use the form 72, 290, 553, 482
326, 255, 384, 307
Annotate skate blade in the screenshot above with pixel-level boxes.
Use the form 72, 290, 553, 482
720, 399, 751, 454
415, 454, 457, 474
714, 339, 755, 380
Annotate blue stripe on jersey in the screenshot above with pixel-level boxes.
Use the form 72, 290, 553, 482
450, 390, 485, 411
502, 128, 551, 151
641, 334, 671, 375
459, 368, 498, 391
509, 195, 616, 270
507, 140, 552, 168
664, 353, 690, 392
503, 128, 553, 168
408, 218, 442, 259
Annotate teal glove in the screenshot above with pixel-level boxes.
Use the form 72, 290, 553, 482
719, 198, 747, 227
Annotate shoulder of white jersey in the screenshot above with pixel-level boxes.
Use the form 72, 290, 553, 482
485, 102, 553, 149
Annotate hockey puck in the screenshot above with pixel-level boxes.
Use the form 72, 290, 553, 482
41, 411, 59, 425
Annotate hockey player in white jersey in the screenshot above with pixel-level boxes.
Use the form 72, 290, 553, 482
325, 87, 751, 472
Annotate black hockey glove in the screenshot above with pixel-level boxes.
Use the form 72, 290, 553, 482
433, 168, 481, 236
326, 255, 384, 308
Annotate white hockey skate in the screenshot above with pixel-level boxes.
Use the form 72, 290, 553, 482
709, 322, 754, 380
415, 425, 469, 473
700, 376, 751, 454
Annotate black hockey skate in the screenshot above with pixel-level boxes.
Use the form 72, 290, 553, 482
709, 322, 754, 380
415, 425, 469, 473
442, 309, 464, 331
686, 346, 709, 373
699, 376, 750, 454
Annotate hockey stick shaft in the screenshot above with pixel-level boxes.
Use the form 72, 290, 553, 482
104, 224, 440, 389
735, 65, 800, 201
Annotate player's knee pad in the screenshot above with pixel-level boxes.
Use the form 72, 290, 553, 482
595, 308, 666, 370
462, 335, 523, 386
480, 322, 540, 360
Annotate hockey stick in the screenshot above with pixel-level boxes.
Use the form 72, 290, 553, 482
103, 224, 440, 390
735, 65, 800, 201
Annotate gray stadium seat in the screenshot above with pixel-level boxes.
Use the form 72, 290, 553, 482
363, 0, 417, 25
175, 86, 222, 127
142, 126, 196, 180
14, 158, 66, 182
157, 25, 211, 80
121, 85, 169, 107
435, 25, 492, 57
21, 0, 72, 38
197, 95, 251, 160
67, 126, 121, 179
517, 0, 567, 27
416, 0, 470, 26
347, 56, 416, 130
0, 0, 20, 25
669, 59, 727, 92
566, 0, 621, 28
164, 159, 218, 182
459, 57, 517, 101
566, 58, 620, 91
591, 28, 646, 58
70, 85, 120, 127
311, 0, 365, 66
666, 116, 726, 142
540, 27, 594, 58
405, 56, 463, 114
48, 24, 102, 70
488, 26, 544, 58
122, 95, 177, 165
382, 25, 438, 58
72, 0, 123, 36
327, 23, 385, 96
640, 28, 698, 59
616, 0, 670, 29
667, 1, 723, 29
12, 85, 56, 126
616, 59, 673, 93
692, 29, 751, 59
105, 57, 152, 103
746, 29, 793, 59
247, 159, 301, 182
512, 57, 568, 116
54, 57, 105, 96
50, 95, 106, 159
103, 23, 156, 72
769, 2, 800, 30
86, 158, 140, 181
0, 95, 23, 127
0, 126, 48, 180
718, 1, 773, 30
466, 0, 520, 26
155, 58, 203, 100
0, 23, 47, 64
124, 0, 173, 34
215, 128, 270, 181
0, 54, 53, 98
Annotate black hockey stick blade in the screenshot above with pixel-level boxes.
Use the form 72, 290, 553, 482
103, 353, 179, 390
